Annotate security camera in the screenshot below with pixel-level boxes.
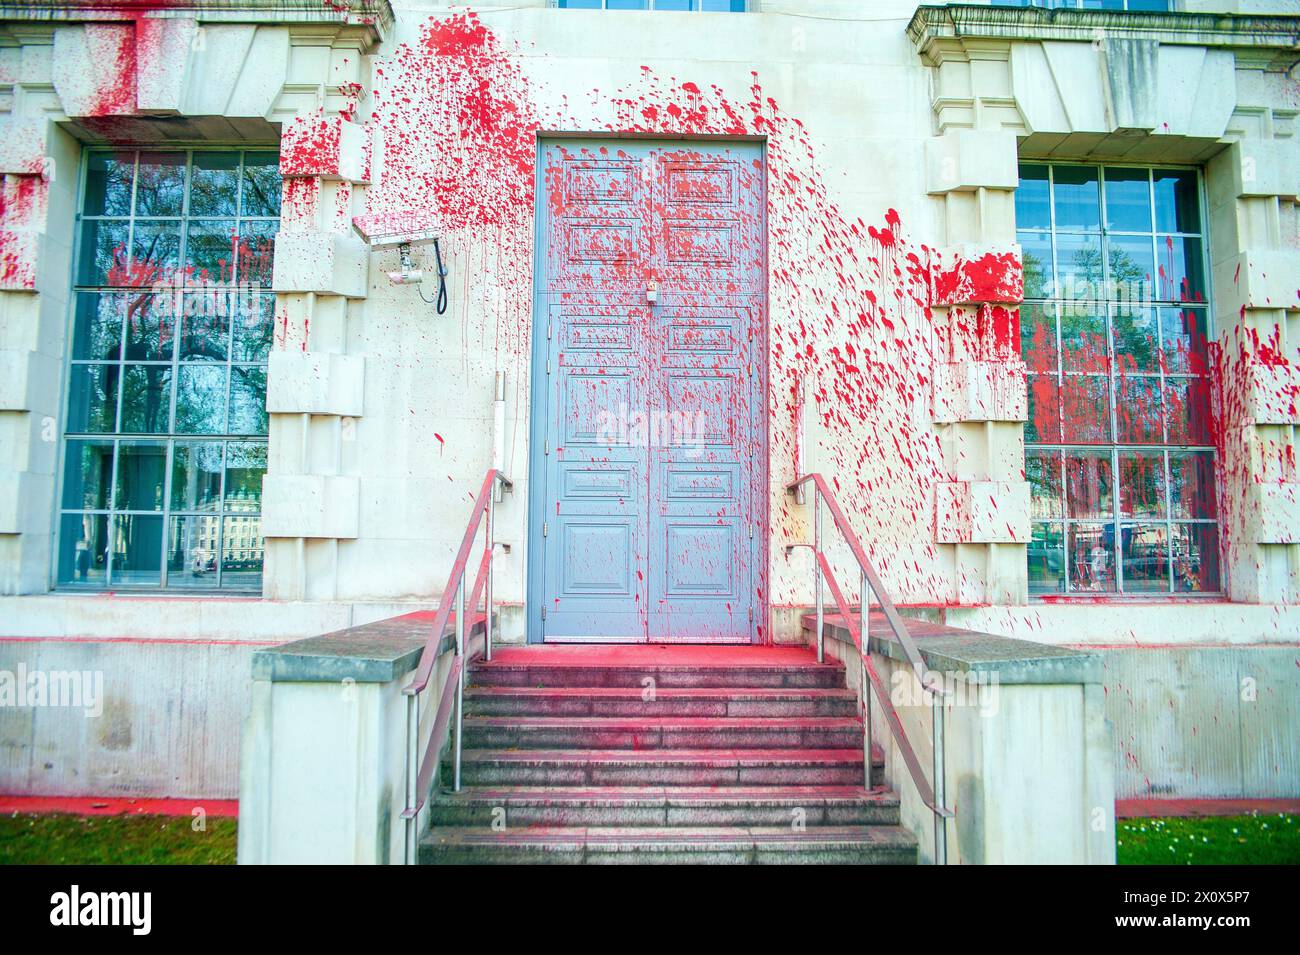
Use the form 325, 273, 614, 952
352, 213, 448, 313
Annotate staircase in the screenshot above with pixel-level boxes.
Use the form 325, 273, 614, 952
418, 647, 918, 864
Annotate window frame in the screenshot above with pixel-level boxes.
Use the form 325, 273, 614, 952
1019, 159, 1222, 598
53, 145, 278, 594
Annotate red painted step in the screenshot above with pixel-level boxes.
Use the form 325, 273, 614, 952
464, 685, 858, 718
427, 785, 901, 828
455, 747, 880, 788
462, 715, 863, 750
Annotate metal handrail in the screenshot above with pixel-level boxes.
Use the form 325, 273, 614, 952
787, 471, 953, 864
400, 467, 512, 864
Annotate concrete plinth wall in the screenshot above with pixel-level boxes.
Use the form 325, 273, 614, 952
823, 621, 1115, 864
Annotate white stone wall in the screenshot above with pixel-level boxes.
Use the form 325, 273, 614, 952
0, 1, 1297, 631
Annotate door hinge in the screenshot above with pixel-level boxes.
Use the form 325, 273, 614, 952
542, 605, 548, 620
546, 358, 551, 375
748, 607, 753, 623
543, 520, 549, 537
547, 321, 553, 340
544, 438, 549, 455
749, 523, 754, 539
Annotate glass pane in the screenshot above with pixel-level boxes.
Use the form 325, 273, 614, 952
1016, 164, 1051, 229
58, 512, 109, 586
1160, 307, 1210, 376
1164, 377, 1213, 445
1020, 302, 1058, 374
1029, 523, 1065, 594
1053, 166, 1101, 231
1055, 232, 1103, 297
180, 293, 231, 361
1061, 376, 1111, 443
1173, 523, 1219, 592
1154, 169, 1200, 233
1114, 375, 1162, 444
66, 364, 119, 433
167, 514, 220, 587
220, 514, 263, 590
1112, 304, 1158, 373
175, 364, 229, 434
700, 0, 747, 9
71, 292, 123, 360
241, 152, 283, 217
134, 153, 186, 217
1066, 450, 1113, 518
171, 441, 224, 513
1103, 167, 1152, 232
1068, 522, 1116, 593
228, 367, 268, 435
62, 439, 114, 510
190, 151, 240, 217
608, 0, 649, 7
83, 152, 134, 217
186, 220, 240, 285
233, 294, 274, 362
238, 220, 277, 287
130, 221, 182, 287
120, 364, 173, 433
225, 442, 267, 509
1026, 375, 1062, 444
77, 218, 130, 286
1156, 235, 1206, 304
1027, 450, 1063, 520
1119, 451, 1166, 518
1060, 307, 1108, 374
111, 513, 163, 585
122, 292, 176, 363
1019, 230, 1055, 299
114, 440, 167, 511
1107, 234, 1155, 303
1169, 450, 1217, 519
558, 0, 602, 6
657, 0, 691, 8
1121, 523, 1169, 593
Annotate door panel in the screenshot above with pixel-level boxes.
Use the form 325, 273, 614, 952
533, 140, 764, 643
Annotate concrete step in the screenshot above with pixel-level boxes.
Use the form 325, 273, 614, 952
427, 785, 901, 828
420, 824, 918, 864
469, 662, 846, 690
462, 715, 863, 750
454, 748, 881, 788
464, 685, 859, 718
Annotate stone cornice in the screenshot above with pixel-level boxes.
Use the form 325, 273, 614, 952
909, 4, 1300, 70
0, 1, 395, 40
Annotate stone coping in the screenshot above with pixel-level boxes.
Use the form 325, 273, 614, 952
251, 611, 467, 683
0, 0, 395, 35
909, 4, 1300, 60
820, 616, 1102, 686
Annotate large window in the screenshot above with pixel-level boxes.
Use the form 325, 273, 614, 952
1018, 162, 1219, 595
58, 149, 279, 591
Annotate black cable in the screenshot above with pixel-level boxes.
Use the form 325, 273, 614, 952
419, 238, 449, 314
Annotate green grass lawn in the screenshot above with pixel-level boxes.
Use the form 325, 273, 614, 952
1118, 813, 1300, 865
0, 812, 237, 865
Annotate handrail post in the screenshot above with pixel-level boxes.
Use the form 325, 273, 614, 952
813, 490, 824, 664
932, 692, 947, 865
404, 691, 417, 864
860, 569, 871, 791
453, 577, 466, 793
484, 491, 495, 663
